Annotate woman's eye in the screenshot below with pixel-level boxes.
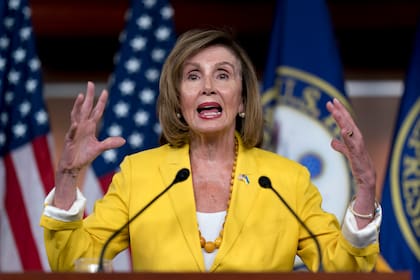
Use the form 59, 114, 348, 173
218, 73, 229, 79
187, 73, 199, 80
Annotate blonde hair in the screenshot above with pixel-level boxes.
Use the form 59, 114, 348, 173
158, 29, 263, 148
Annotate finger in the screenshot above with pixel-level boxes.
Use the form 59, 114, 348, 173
327, 98, 359, 140
330, 138, 349, 157
80, 81, 96, 120
64, 122, 78, 141
90, 89, 109, 123
99, 137, 126, 151
70, 93, 85, 124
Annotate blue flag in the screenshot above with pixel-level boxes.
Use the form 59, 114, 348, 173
261, 0, 354, 232
82, 0, 176, 271
379, 20, 420, 280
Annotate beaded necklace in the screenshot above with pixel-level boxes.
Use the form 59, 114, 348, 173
198, 138, 238, 253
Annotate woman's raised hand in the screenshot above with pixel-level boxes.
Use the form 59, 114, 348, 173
53, 82, 125, 209
326, 98, 377, 228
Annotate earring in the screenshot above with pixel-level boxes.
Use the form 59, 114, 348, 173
238, 112, 245, 118
176, 112, 181, 119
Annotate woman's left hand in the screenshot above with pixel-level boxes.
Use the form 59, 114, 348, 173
326, 98, 377, 228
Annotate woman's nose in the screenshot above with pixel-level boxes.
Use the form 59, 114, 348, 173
202, 77, 215, 95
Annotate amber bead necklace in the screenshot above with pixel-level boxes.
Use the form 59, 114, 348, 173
198, 138, 238, 253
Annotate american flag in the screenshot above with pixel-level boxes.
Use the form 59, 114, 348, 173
0, 0, 55, 272
82, 0, 176, 270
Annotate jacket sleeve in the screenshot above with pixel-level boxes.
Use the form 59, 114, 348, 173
40, 159, 133, 271
294, 167, 380, 272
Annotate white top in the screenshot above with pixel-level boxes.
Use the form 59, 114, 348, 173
196, 211, 226, 271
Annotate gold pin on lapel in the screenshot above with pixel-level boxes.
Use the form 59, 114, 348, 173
238, 174, 250, 185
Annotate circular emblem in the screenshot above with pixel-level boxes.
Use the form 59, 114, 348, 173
264, 66, 355, 223
390, 98, 420, 261
263, 67, 355, 270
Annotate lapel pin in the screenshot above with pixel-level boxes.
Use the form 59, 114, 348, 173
238, 174, 250, 185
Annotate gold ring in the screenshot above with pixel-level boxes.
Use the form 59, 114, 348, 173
347, 130, 354, 137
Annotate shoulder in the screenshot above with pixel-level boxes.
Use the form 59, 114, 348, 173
117, 144, 190, 172
125, 144, 172, 160
247, 147, 305, 171
243, 147, 311, 186
123, 144, 182, 162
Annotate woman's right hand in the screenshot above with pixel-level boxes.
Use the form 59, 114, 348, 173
53, 82, 126, 209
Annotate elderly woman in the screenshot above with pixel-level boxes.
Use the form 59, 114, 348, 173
41, 29, 381, 272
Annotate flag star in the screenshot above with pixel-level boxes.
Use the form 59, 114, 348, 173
19, 101, 31, 116
137, 15, 152, 29
103, 149, 118, 163
130, 36, 147, 51
151, 48, 165, 62
155, 26, 170, 41
4, 18, 14, 29
154, 123, 162, 135
161, 5, 173, 20
13, 122, 27, 138
13, 48, 26, 63
119, 79, 135, 95
143, 0, 157, 9
128, 132, 144, 148
139, 88, 155, 104
23, 6, 31, 18
0, 133, 5, 146
118, 31, 127, 44
108, 74, 115, 86
35, 110, 48, 125
0, 36, 10, 49
0, 57, 6, 70
124, 10, 132, 21
107, 124, 123, 137
1, 112, 8, 125
113, 101, 130, 117
29, 58, 40, 71
26, 79, 38, 92
8, 70, 20, 84
9, 0, 20, 10
5, 91, 13, 104
125, 58, 141, 73
134, 110, 149, 126
20, 27, 31, 40
145, 68, 159, 82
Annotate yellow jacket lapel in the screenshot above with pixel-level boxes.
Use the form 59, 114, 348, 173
160, 144, 205, 271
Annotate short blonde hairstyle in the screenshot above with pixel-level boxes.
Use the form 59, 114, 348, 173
158, 29, 263, 148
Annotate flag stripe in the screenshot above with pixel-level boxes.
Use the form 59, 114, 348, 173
32, 135, 55, 194
0, 159, 23, 271
0, 211, 23, 271
13, 143, 51, 270
4, 154, 42, 270
98, 172, 115, 194
83, 168, 105, 214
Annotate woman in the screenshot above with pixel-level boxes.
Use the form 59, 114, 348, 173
41, 29, 381, 272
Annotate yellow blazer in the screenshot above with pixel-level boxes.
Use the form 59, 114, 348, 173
41, 136, 379, 272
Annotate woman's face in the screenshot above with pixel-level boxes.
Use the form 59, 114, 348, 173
179, 45, 244, 138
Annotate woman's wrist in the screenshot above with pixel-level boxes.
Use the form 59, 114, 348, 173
59, 167, 81, 178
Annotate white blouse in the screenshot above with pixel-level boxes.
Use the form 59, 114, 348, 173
196, 211, 226, 271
